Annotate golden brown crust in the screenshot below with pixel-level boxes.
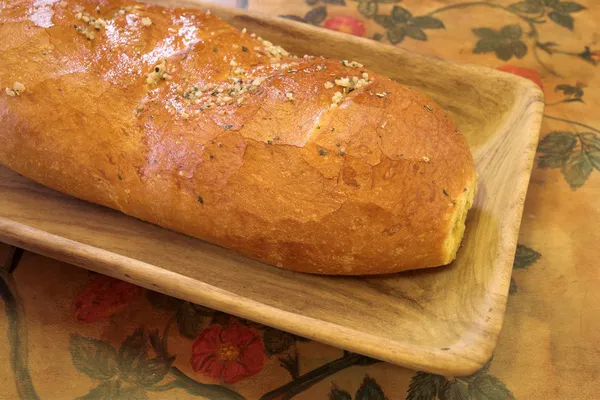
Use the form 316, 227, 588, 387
0, 0, 476, 275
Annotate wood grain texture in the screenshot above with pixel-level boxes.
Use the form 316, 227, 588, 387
0, 1, 544, 375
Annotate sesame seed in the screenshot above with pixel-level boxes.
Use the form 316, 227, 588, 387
141, 17, 152, 27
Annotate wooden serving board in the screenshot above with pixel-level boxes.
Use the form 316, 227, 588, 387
0, 1, 544, 376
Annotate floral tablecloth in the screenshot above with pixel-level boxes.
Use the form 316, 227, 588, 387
1, 0, 600, 399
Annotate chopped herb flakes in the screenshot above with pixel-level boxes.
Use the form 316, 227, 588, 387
342, 60, 363, 68
197, 196, 204, 204
318, 148, 327, 156
241, 46, 248, 52
224, 124, 233, 130
443, 189, 449, 196
424, 105, 433, 111
118, 175, 122, 180
212, 46, 218, 52
331, 91, 344, 108
267, 140, 273, 145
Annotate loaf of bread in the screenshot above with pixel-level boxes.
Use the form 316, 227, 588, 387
0, 0, 476, 275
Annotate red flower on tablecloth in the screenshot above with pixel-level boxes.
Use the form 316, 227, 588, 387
324, 16, 366, 37
496, 65, 543, 91
74, 275, 142, 323
191, 323, 265, 384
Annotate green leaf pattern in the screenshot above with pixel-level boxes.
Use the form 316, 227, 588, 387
355, 375, 387, 400
69, 330, 178, 400
331, 375, 389, 400
374, 5, 445, 44
555, 83, 586, 103
69, 335, 118, 381
510, 245, 542, 294
537, 130, 600, 189
329, 385, 353, 400
513, 245, 542, 269
472, 25, 527, 61
305, 6, 327, 25
76, 380, 148, 400
407, 359, 514, 400
406, 371, 446, 400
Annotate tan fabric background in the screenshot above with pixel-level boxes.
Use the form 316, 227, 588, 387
1, 0, 600, 399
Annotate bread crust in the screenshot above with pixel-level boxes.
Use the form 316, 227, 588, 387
0, 0, 476, 275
